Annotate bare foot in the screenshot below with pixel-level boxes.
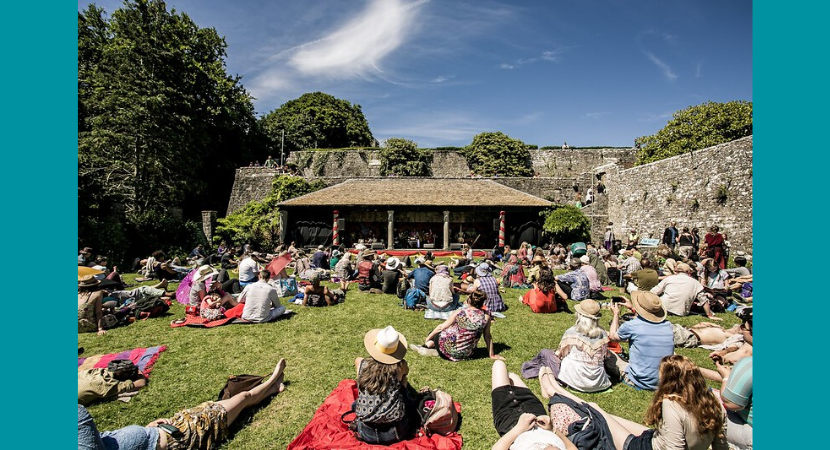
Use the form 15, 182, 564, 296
707, 316, 724, 322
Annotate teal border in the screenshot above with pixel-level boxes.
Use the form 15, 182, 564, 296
755, 2, 822, 449
2, 2, 77, 447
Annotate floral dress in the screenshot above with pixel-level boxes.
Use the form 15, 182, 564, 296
438, 308, 490, 361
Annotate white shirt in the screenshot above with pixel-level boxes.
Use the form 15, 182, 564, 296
511, 428, 566, 450
238, 257, 259, 283
240, 281, 281, 322
650, 273, 704, 316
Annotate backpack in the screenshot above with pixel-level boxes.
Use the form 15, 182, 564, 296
417, 388, 459, 436
396, 278, 409, 299
404, 288, 426, 309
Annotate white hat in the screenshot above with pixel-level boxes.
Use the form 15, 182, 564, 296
355, 244, 366, 251
386, 257, 401, 270
579, 255, 590, 264
363, 326, 408, 364
194, 264, 219, 283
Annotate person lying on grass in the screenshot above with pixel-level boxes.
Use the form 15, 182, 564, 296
538, 354, 728, 450
490, 360, 577, 450
410, 289, 503, 361
78, 358, 287, 450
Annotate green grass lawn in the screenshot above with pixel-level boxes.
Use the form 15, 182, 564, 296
79, 268, 740, 449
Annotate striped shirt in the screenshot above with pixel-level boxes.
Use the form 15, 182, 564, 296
722, 356, 752, 426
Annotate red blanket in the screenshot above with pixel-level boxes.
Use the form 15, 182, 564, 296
287, 379, 463, 450
169, 314, 235, 328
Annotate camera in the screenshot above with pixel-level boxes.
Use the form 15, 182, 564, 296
611, 296, 626, 303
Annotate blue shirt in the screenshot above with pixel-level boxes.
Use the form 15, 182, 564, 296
408, 267, 434, 292
722, 356, 752, 426
616, 317, 674, 390
557, 270, 590, 300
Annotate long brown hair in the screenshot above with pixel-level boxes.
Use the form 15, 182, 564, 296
645, 355, 724, 437
358, 357, 403, 395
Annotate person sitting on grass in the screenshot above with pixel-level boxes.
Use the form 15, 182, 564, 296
708, 356, 752, 450
381, 257, 406, 295
426, 264, 461, 312
545, 299, 612, 393
501, 254, 529, 288
334, 252, 354, 292
238, 269, 286, 321
466, 262, 507, 312
490, 360, 578, 450
649, 263, 721, 321
353, 326, 415, 445
554, 259, 590, 302
357, 251, 382, 293
521, 267, 563, 313
526, 254, 548, 285
624, 258, 659, 293
303, 272, 337, 307
199, 284, 239, 321
608, 291, 674, 391
78, 359, 287, 450
578, 255, 605, 300
538, 354, 728, 450
407, 257, 435, 294
410, 289, 503, 361
78, 275, 127, 336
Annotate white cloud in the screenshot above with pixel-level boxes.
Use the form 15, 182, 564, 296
500, 63, 515, 69
585, 112, 611, 119
643, 51, 678, 81
431, 75, 454, 83
288, 0, 428, 78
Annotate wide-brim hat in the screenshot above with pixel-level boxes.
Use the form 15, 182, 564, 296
531, 255, 546, 264
78, 274, 100, 287
475, 263, 492, 277
435, 264, 449, 275
386, 257, 401, 270
364, 326, 408, 364
194, 264, 219, 283
574, 299, 601, 320
630, 291, 667, 323
363, 250, 377, 259
579, 255, 590, 264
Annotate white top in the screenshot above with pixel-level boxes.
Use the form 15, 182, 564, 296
240, 281, 281, 322
650, 274, 704, 316
511, 428, 566, 450
238, 257, 259, 283
558, 346, 612, 393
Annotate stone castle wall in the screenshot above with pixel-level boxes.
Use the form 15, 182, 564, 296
606, 136, 753, 253
226, 139, 752, 256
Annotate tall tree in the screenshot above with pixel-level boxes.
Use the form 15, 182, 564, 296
464, 132, 533, 177
540, 204, 591, 244
78, 0, 262, 260
260, 92, 374, 155
379, 138, 432, 176
634, 100, 753, 165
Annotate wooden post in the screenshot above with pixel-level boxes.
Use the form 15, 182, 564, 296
387, 210, 394, 250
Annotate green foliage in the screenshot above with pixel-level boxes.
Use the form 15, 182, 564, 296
463, 132, 533, 177
540, 204, 591, 244
213, 176, 326, 249
379, 138, 432, 176
716, 184, 729, 204
634, 101, 752, 165
260, 92, 374, 155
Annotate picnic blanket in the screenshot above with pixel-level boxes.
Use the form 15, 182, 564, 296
78, 346, 167, 378
170, 310, 294, 328
287, 379, 463, 450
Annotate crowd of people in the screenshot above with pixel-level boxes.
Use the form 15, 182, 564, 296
78, 223, 752, 449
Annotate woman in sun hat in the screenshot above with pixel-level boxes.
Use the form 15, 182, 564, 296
380, 257, 405, 295
546, 299, 612, 393
78, 275, 109, 335
188, 264, 219, 307
353, 326, 415, 445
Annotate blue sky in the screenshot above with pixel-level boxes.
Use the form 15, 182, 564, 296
78, 0, 752, 148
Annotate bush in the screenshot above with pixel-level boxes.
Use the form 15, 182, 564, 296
540, 204, 591, 244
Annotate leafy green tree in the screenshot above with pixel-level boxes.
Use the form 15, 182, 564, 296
78, 0, 262, 262
260, 92, 374, 155
379, 138, 432, 176
634, 101, 752, 165
540, 204, 591, 244
463, 132, 533, 177
213, 176, 326, 250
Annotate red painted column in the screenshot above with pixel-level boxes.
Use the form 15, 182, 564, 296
498, 211, 506, 247
332, 210, 340, 246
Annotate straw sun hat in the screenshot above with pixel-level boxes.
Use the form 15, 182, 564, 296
194, 264, 219, 283
630, 291, 667, 323
574, 299, 601, 320
364, 326, 408, 364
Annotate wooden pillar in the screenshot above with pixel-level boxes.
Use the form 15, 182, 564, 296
279, 210, 288, 245
443, 210, 450, 250
387, 210, 394, 250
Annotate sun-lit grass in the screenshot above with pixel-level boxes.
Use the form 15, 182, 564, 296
79, 267, 740, 449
